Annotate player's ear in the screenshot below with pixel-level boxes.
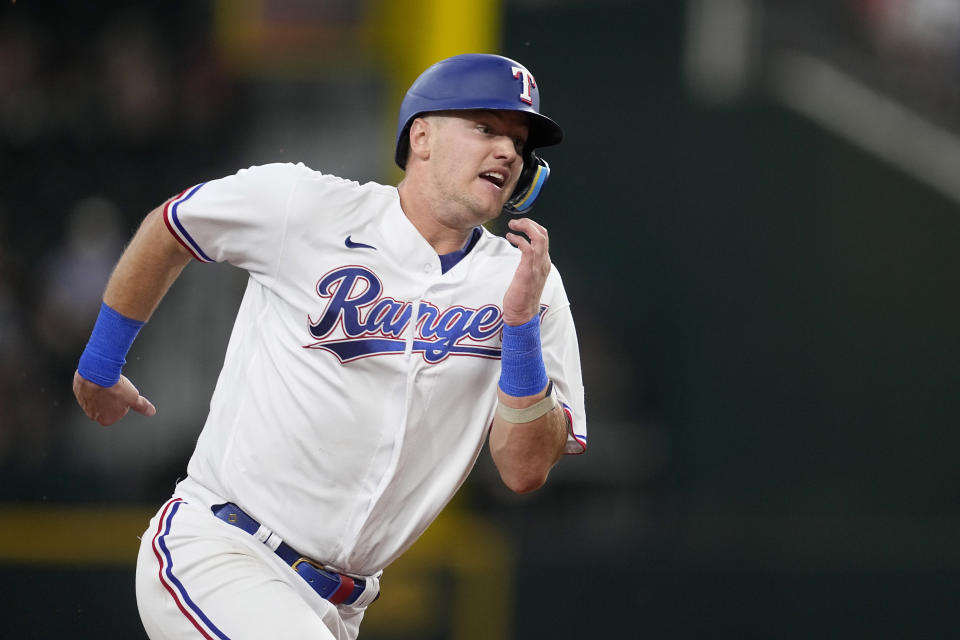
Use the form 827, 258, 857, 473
407, 117, 433, 162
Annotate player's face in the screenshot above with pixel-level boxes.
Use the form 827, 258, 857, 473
426, 110, 528, 225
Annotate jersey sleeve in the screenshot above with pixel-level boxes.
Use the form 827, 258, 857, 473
163, 163, 315, 279
540, 267, 587, 455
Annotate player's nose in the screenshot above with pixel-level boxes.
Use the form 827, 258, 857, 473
492, 135, 519, 162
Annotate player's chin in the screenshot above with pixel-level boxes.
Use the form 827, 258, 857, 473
484, 200, 506, 221
469, 189, 505, 220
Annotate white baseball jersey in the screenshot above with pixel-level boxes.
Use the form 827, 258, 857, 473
161, 162, 587, 577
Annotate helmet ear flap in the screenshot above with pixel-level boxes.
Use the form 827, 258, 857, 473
503, 153, 550, 215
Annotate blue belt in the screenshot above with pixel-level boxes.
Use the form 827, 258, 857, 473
211, 502, 372, 606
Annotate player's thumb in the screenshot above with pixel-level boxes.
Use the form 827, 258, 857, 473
132, 394, 157, 417
119, 375, 156, 417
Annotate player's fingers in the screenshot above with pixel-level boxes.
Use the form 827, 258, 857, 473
92, 401, 129, 426
507, 217, 531, 237
507, 234, 544, 269
508, 217, 547, 238
505, 232, 532, 253
508, 218, 548, 254
508, 226, 549, 268
505, 220, 531, 247
96, 410, 125, 427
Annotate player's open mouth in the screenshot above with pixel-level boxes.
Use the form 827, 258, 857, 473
479, 171, 506, 189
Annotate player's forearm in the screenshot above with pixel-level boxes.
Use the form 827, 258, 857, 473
73, 205, 187, 420
489, 389, 567, 494
103, 206, 192, 321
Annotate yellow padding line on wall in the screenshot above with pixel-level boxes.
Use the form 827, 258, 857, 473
0, 505, 152, 566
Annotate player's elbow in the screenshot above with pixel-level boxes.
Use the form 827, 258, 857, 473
499, 467, 549, 494
489, 422, 560, 493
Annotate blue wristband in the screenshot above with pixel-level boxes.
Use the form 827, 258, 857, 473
77, 302, 145, 387
498, 315, 549, 397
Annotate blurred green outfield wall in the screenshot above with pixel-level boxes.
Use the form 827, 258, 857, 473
501, 2, 960, 638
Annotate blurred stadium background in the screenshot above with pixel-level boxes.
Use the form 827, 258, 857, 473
3, 0, 960, 637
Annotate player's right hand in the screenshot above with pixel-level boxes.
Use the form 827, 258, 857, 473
73, 370, 157, 426
502, 217, 551, 326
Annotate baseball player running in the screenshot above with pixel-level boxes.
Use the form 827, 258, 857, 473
73, 53, 587, 639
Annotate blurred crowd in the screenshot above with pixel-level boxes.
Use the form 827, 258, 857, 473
856, 0, 960, 63
790, 0, 960, 130
0, 3, 234, 499
0, 4, 225, 148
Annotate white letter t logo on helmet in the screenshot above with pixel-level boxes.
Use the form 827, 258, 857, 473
511, 66, 537, 105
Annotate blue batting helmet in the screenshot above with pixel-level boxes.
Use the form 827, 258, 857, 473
394, 53, 564, 214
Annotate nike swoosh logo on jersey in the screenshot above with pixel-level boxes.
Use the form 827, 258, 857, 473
345, 235, 377, 250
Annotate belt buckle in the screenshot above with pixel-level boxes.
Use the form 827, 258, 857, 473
292, 556, 328, 573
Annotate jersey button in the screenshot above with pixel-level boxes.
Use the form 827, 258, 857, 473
424, 263, 433, 273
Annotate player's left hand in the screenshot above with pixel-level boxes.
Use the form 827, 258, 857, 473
502, 217, 551, 326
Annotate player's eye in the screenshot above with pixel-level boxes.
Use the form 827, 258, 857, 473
477, 124, 492, 134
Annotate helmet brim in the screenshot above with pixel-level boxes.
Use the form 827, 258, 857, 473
527, 111, 563, 149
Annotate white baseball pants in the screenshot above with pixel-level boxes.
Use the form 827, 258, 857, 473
135, 495, 367, 640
